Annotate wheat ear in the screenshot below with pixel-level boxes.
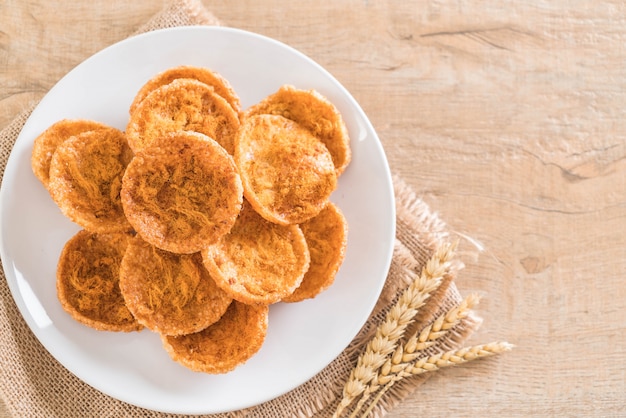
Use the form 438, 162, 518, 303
350, 293, 480, 417
332, 241, 457, 418
360, 341, 514, 418
384, 293, 481, 379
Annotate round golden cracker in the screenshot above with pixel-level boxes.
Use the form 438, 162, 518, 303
48, 127, 133, 233
121, 131, 243, 254
56, 230, 142, 332
119, 236, 232, 336
129, 65, 241, 117
31, 118, 109, 188
246, 84, 351, 175
161, 301, 268, 374
201, 201, 310, 305
125, 78, 240, 154
234, 114, 337, 226
283, 202, 348, 303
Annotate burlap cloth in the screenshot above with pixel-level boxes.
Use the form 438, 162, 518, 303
0, 1, 481, 417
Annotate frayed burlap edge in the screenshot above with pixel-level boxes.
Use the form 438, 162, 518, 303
134, 0, 221, 34
0, 1, 480, 417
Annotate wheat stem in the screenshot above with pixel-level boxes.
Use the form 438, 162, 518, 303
358, 341, 514, 418
353, 293, 479, 416
333, 241, 457, 418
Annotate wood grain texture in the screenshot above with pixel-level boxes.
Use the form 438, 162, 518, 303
1, 1, 625, 417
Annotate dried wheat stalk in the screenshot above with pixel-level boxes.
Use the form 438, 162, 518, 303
388, 293, 481, 374
359, 341, 514, 418
350, 294, 479, 416
348, 293, 481, 416
332, 241, 457, 418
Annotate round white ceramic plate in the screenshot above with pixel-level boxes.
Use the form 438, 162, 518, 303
0, 26, 395, 414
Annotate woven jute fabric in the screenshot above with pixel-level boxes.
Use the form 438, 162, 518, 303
0, 1, 480, 417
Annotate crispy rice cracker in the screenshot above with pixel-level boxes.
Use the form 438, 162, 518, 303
201, 201, 310, 305
31, 118, 109, 188
161, 301, 268, 374
121, 131, 243, 254
48, 127, 133, 233
246, 85, 351, 175
126, 78, 240, 154
283, 202, 348, 302
56, 230, 142, 332
129, 65, 241, 117
119, 236, 232, 336
234, 114, 337, 225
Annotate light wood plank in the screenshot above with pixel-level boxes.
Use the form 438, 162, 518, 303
1, 1, 625, 417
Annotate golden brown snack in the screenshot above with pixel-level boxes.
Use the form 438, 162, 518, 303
121, 130, 243, 254
283, 202, 348, 302
119, 236, 232, 336
201, 201, 310, 305
56, 230, 142, 332
234, 114, 337, 225
48, 127, 133, 233
246, 85, 351, 175
161, 301, 268, 374
31, 118, 109, 188
126, 78, 240, 154
129, 65, 241, 117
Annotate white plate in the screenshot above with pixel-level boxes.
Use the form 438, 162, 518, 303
0, 26, 395, 414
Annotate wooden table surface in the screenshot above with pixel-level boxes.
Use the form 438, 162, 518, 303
1, 1, 625, 417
